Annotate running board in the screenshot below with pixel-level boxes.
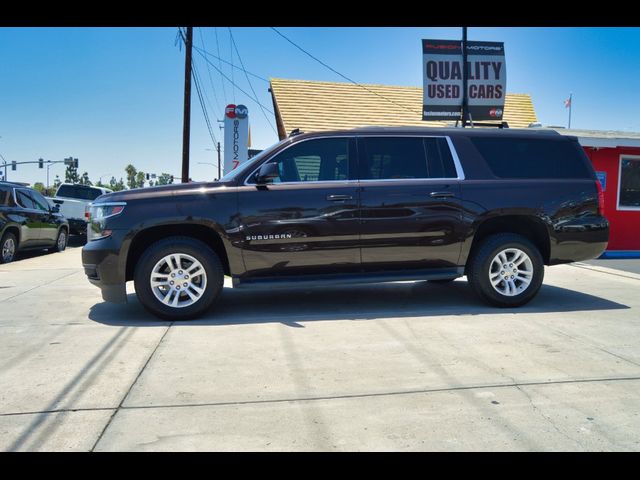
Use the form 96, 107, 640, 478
232, 268, 464, 289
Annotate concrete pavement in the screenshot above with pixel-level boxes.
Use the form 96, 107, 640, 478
1, 244, 639, 451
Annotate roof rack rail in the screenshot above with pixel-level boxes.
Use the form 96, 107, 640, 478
459, 121, 509, 129
289, 128, 303, 137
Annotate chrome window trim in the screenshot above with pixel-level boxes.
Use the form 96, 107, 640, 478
243, 133, 466, 186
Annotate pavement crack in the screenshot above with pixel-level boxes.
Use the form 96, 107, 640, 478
90, 322, 173, 452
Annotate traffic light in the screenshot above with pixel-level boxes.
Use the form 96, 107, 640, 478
38, 158, 44, 169
170, 175, 174, 183
11, 161, 16, 171
146, 173, 150, 180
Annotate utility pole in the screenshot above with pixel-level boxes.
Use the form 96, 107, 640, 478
181, 26, 193, 184
217, 142, 221, 180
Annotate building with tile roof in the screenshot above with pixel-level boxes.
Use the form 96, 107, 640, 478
269, 78, 537, 139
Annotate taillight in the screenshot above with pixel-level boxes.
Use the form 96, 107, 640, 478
595, 179, 605, 216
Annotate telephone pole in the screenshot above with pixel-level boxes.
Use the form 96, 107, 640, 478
181, 26, 193, 184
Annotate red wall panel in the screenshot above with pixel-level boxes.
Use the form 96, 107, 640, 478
585, 146, 640, 251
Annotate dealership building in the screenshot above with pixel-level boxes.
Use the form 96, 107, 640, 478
268, 78, 640, 255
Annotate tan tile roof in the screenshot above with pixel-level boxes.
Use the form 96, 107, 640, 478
270, 78, 537, 139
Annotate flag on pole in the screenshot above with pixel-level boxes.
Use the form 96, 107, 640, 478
564, 97, 571, 108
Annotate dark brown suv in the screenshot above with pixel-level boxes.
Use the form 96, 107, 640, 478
82, 127, 609, 320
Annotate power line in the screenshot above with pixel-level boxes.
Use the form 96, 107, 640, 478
270, 27, 422, 116
192, 44, 269, 83
179, 28, 219, 149
228, 28, 277, 135
192, 46, 275, 117
214, 27, 229, 102
197, 28, 224, 114
229, 28, 236, 103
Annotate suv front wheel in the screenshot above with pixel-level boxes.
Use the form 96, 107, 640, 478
467, 233, 544, 308
134, 236, 224, 320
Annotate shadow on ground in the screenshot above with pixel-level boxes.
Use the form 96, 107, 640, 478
88, 279, 629, 328
14, 235, 86, 262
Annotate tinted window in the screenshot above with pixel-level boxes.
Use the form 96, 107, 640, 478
15, 190, 36, 209
0, 187, 11, 206
254, 138, 349, 183
425, 138, 458, 179
361, 137, 457, 180
29, 190, 51, 211
57, 185, 104, 200
361, 137, 427, 180
470, 137, 592, 179
619, 157, 640, 208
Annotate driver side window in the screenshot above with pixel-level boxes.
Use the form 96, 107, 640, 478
253, 138, 350, 184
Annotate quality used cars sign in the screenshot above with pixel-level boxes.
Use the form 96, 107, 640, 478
422, 39, 506, 121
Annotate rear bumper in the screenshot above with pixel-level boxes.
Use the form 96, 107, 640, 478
68, 218, 87, 234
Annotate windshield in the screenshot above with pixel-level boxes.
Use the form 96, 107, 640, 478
219, 138, 290, 182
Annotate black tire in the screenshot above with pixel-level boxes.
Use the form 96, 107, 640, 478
467, 233, 544, 308
1, 232, 17, 264
53, 228, 68, 252
134, 236, 224, 320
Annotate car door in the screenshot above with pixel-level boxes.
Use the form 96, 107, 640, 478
29, 189, 59, 244
13, 189, 47, 247
357, 135, 465, 271
237, 136, 361, 278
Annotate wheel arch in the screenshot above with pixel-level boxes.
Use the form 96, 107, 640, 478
465, 215, 551, 273
124, 223, 232, 282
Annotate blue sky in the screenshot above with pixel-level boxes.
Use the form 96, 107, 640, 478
1, 27, 639, 186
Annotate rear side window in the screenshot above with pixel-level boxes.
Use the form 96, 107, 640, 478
360, 137, 458, 180
470, 137, 593, 179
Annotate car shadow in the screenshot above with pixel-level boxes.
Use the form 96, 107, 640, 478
88, 280, 630, 328
14, 234, 86, 261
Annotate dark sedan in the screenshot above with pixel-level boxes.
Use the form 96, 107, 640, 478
0, 182, 69, 264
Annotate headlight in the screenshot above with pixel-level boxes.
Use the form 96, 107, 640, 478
87, 202, 126, 241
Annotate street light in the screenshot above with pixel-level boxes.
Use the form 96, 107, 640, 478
198, 161, 219, 181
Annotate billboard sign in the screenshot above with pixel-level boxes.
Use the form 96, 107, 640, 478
422, 39, 506, 121
223, 104, 249, 174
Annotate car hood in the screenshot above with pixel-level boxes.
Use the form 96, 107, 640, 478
93, 181, 233, 203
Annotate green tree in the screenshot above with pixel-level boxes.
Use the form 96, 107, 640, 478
109, 176, 126, 192
135, 171, 146, 188
125, 164, 137, 190
79, 171, 92, 186
157, 173, 174, 185
65, 164, 80, 184
33, 182, 46, 194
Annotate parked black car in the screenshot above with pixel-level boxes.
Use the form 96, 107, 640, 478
82, 127, 609, 320
1, 182, 70, 264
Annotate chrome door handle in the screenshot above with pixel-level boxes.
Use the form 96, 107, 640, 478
429, 192, 455, 198
327, 194, 353, 201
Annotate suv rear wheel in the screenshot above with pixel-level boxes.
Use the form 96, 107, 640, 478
1, 232, 17, 264
134, 236, 224, 320
467, 233, 544, 308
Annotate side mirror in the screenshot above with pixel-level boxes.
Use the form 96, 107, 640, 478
51, 204, 60, 213
256, 162, 279, 185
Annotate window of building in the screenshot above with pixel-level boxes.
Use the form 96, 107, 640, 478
619, 156, 640, 209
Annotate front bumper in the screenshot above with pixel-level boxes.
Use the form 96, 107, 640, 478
81, 231, 128, 304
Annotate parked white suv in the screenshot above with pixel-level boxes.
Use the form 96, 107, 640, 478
47, 183, 112, 235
